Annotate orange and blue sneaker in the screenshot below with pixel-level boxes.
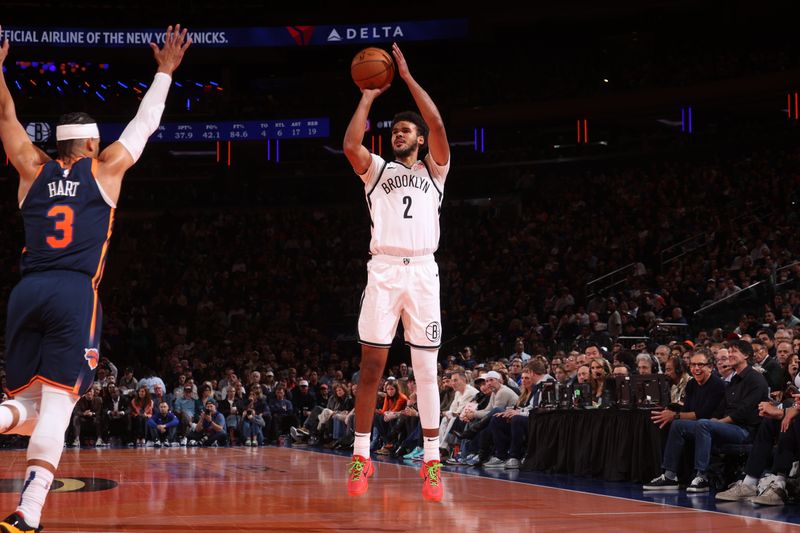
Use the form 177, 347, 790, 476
0, 512, 42, 533
347, 455, 374, 496
420, 460, 444, 502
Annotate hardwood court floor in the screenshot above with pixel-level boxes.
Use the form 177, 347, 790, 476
0, 446, 798, 532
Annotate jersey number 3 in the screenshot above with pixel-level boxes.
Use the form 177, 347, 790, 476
46, 205, 74, 249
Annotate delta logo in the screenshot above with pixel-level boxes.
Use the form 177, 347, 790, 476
327, 25, 405, 42
84, 348, 100, 370
286, 26, 315, 46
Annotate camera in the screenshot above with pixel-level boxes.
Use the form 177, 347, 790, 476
204, 408, 211, 415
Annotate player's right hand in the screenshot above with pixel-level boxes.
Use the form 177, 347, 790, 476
361, 85, 390, 101
151, 24, 192, 75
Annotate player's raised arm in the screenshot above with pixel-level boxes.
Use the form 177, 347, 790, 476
0, 26, 51, 183
97, 24, 191, 194
391, 43, 449, 167
343, 85, 389, 177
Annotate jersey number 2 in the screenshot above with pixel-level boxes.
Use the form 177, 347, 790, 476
402, 196, 413, 219
46, 205, 74, 249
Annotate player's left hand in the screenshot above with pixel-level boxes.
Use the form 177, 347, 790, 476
391, 42, 410, 81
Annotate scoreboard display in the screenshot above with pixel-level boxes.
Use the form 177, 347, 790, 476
21, 118, 330, 144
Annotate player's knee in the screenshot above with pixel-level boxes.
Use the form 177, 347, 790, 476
0, 398, 39, 434
358, 359, 386, 383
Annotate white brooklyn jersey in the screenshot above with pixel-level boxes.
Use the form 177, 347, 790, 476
360, 153, 450, 256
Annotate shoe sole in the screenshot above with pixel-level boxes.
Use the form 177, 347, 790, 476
750, 498, 785, 506
716, 495, 752, 501
642, 486, 680, 491
423, 491, 443, 502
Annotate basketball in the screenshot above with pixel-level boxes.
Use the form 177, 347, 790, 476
350, 47, 395, 90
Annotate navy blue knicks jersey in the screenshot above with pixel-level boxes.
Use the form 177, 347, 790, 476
20, 157, 115, 283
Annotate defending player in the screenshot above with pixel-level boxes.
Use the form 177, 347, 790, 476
0, 24, 190, 532
343, 42, 450, 502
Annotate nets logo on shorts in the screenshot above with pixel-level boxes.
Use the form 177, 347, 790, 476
84, 348, 99, 370
425, 322, 441, 343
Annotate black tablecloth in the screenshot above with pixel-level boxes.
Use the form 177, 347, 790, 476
522, 408, 663, 482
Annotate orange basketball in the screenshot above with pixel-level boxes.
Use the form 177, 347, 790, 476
350, 47, 395, 90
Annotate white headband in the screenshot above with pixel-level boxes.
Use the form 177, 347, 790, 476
56, 123, 100, 141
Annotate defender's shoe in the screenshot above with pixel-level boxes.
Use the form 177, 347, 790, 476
0, 512, 43, 533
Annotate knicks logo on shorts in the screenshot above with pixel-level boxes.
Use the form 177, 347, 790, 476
84, 348, 100, 370
425, 322, 441, 342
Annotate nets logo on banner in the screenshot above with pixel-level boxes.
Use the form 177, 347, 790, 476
286, 26, 315, 46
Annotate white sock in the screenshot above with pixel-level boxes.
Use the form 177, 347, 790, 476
775, 475, 787, 490
353, 432, 370, 459
423, 436, 440, 463
743, 475, 759, 487
16, 466, 54, 528
664, 470, 678, 481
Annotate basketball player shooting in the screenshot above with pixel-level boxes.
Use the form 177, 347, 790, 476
0, 24, 190, 533
343, 42, 450, 502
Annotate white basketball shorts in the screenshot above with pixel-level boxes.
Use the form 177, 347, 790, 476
358, 254, 442, 349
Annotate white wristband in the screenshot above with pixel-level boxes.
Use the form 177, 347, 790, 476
118, 72, 172, 163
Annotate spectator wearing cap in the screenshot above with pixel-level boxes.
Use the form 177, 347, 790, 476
461, 371, 518, 438
292, 379, 317, 425
186, 400, 227, 447
481, 360, 554, 469
644, 340, 769, 493
263, 370, 276, 394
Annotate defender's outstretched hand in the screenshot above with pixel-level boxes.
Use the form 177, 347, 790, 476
150, 24, 192, 75
0, 26, 10, 66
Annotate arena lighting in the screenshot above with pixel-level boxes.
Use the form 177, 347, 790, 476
576, 119, 588, 143
680, 107, 693, 133
472, 128, 485, 152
